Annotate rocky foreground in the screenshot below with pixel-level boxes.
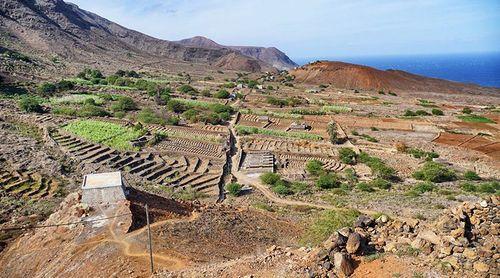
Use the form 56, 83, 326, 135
305, 196, 499, 277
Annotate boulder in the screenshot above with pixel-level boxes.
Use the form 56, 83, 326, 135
346, 232, 362, 254
417, 230, 441, 245
333, 252, 354, 277
354, 215, 374, 228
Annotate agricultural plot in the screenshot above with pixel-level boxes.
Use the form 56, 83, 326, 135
49, 130, 224, 193
50, 94, 105, 105
235, 125, 323, 141
241, 137, 334, 156
0, 169, 60, 199
433, 132, 500, 161
63, 120, 144, 151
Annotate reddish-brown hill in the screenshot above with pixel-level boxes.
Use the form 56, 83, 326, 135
291, 61, 499, 94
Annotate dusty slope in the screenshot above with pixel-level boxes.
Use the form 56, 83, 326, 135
291, 61, 500, 94
0, 0, 271, 76
177, 36, 298, 70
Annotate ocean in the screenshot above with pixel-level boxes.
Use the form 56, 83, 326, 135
294, 52, 500, 88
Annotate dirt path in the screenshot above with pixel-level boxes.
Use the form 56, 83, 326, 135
103, 206, 200, 271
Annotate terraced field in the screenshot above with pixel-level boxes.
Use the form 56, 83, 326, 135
0, 169, 60, 199
49, 130, 224, 192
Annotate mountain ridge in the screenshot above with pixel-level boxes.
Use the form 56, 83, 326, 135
176, 36, 298, 70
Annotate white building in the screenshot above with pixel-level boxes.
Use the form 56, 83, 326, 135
81, 171, 128, 206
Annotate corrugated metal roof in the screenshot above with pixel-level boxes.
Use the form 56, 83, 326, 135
82, 171, 122, 189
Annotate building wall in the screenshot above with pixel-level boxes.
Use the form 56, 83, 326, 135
82, 186, 126, 206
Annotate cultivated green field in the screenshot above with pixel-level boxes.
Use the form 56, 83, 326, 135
50, 94, 105, 105
63, 120, 143, 150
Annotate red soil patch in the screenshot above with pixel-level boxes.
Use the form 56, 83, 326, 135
433, 132, 500, 161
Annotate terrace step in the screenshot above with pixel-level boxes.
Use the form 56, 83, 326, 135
190, 175, 220, 190
91, 149, 120, 164
79, 147, 111, 161
187, 157, 200, 172
119, 158, 145, 171
69, 143, 95, 154
175, 173, 204, 187
129, 161, 157, 174
161, 172, 189, 186
196, 159, 210, 173
111, 155, 138, 168
72, 145, 101, 157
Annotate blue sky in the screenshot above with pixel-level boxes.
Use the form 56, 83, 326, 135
70, 0, 500, 60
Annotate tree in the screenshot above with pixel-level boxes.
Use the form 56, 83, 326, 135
167, 99, 187, 113
225, 183, 243, 196
306, 160, 324, 176
111, 97, 137, 112
327, 121, 341, 144
19, 96, 43, 113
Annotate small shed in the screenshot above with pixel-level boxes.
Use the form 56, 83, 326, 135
81, 172, 128, 206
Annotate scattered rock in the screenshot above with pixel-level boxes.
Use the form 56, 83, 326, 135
346, 232, 362, 254
333, 252, 354, 277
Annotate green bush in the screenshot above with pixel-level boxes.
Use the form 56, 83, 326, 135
214, 89, 230, 99
415, 110, 430, 116
260, 172, 281, 185
57, 80, 75, 91
458, 115, 495, 124
413, 162, 456, 183
370, 178, 391, 189
137, 108, 165, 125
477, 181, 499, 194
463, 170, 481, 181
78, 104, 109, 117
412, 182, 435, 194
19, 96, 43, 113
462, 107, 472, 114
338, 148, 357, 165
431, 109, 444, 116
316, 173, 341, 189
306, 160, 324, 176
178, 84, 198, 94
358, 152, 396, 180
167, 99, 188, 113
343, 168, 358, 185
111, 97, 137, 112
53, 106, 77, 116
272, 180, 293, 195
290, 182, 309, 194
37, 82, 57, 94
225, 183, 243, 196
356, 182, 374, 192
460, 182, 476, 192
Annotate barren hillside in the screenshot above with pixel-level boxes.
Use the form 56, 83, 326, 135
291, 61, 500, 94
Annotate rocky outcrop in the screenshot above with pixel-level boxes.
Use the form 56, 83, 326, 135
305, 196, 499, 277
291, 61, 500, 94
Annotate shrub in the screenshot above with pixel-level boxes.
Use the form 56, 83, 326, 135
272, 180, 293, 195
290, 182, 309, 194
411, 182, 435, 194
19, 96, 43, 113
338, 148, 357, 165
412, 162, 456, 183
356, 182, 374, 192
306, 160, 324, 176
37, 82, 57, 95
460, 182, 476, 192
462, 107, 472, 114
477, 181, 499, 194
404, 110, 417, 117
370, 178, 391, 189
137, 108, 165, 125
57, 80, 75, 91
358, 152, 396, 180
225, 183, 243, 196
316, 173, 341, 189
260, 172, 281, 186
343, 168, 358, 185
458, 115, 495, 124
463, 170, 481, 181
214, 89, 230, 99
111, 97, 137, 112
431, 109, 444, 116
78, 104, 109, 117
415, 110, 430, 116
167, 99, 188, 113
53, 106, 77, 116
178, 84, 198, 94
